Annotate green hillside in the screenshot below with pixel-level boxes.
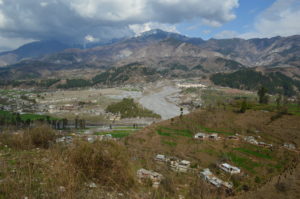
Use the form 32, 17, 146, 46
211, 69, 300, 96
106, 98, 161, 119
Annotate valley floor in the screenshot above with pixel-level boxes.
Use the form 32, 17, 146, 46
139, 83, 189, 120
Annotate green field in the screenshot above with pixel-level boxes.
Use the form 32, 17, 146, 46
113, 126, 143, 130
161, 140, 177, 147
233, 147, 272, 160
198, 125, 235, 136
156, 126, 193, 137
226, 152, 261, 172
0, 110, 58, 122
0, 89, 30, 95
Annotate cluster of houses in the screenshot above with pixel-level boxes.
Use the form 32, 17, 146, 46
48, 104, 78, 113
107, 113, 121, 121
177, 83, 207, 89
138, 153, 241, 190
0, 92, 39, 114
47, 103, 104, 116
199, 163, 241, 190
155, 154, 191, 173
85, 134, 115, 143
55, 134, 115, 145
136, 154, 192, 188
243, 136, 273, 148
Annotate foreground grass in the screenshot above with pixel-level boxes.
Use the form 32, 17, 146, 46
0, 126, 136, 198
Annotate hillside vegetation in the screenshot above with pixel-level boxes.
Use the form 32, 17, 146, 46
125, 103, 300, 198
106, 98, 161, 119
211, 69, 300, 96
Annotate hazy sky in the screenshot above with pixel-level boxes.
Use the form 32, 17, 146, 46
0, 0, 299, 51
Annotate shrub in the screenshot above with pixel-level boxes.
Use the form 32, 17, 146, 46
24, 125, 56, 148
66, 141, 135, 190
275, 182, 288, 192
254, 176, 261, 183
0, 125, 56, 149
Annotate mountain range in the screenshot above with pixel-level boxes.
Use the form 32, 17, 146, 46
0, 29, 299, 80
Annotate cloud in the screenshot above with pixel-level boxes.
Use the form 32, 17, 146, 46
0, 0, 238, 50
84, 35, 99, 43
214, 30, 239, 39
241, 0, 300, 38
129, 22, 178, 36
40, 2, 49, 7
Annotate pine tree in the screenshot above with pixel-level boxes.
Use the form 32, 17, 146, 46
240, 99, 247, 113
258, 86, 269, 104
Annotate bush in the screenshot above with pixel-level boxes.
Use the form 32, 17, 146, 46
275, 182, 288, 192
254, 176, 261, 183
66, 141, 135, 190
24, 125, 56, 148
0, 125, 56, 149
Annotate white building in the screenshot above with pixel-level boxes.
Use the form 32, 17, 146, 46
137, 169, 164, 188
219, 163, 241, 174
194, 133, 207, 139
155, 154, 166, 162
200, 168, 233, 189
170, 159, 191, 173
244, 136, 258, 145
208, 133, 219, 140
283, 143, 296, 150
177, 160, 191, 172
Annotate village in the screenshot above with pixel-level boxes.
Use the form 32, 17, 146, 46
133, 126, 299, 195
50, 122, 298, 195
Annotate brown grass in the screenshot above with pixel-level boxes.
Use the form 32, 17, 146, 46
125, 107, 300, 198
0, 125, 56, 149
0, 127, 136, 198
66, 140, 135, 190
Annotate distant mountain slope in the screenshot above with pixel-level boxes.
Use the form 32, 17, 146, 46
200, 35, 300, 67
0, 29, 299, 81
43, 34, 244, 73
211, 68, 300, 96
0, 40, 70, 67
42, 30, 300, 70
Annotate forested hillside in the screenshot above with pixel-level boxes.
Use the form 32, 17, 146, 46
211, 69, 300, 96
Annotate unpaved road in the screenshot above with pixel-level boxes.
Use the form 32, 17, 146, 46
139, 86, 189, 120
